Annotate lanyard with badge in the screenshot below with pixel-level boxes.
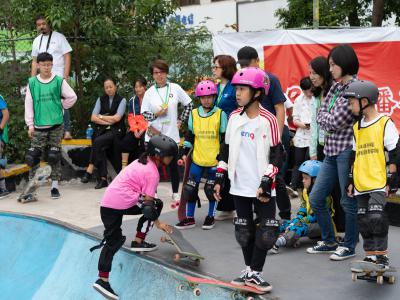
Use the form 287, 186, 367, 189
155, 83, 170, 127
39, 31, 53, 52
327, 89, 340, 113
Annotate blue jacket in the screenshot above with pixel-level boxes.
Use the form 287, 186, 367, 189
215, 80, 237, 117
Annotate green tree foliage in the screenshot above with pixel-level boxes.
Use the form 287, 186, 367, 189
1, 0, 212, 162
275, 0, 400, 28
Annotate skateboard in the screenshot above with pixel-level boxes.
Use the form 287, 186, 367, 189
160, 227, 204, 266
18, 165, 52, 203
350, 260, 396, 284
173, 273, 268, 299
176, 148, 193, 219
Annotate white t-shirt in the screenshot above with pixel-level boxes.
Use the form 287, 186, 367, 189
284, 96, 293, 127
352, 115, 399, 196
141, 82, 192, 143
31, 31, 72, 77
293, 93, 313, 148
230, 117, 261, 198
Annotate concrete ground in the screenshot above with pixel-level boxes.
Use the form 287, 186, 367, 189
1, 180, 399, 300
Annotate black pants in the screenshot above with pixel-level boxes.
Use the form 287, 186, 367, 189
233, 195, 276, 272
216, 179, 235, 212
275, 174, 291, 220
170, 155, 180, 194
291, 146, 309, 189
317, 144, 325, 162
91, 131, 122, 178
356, 192, 388, 253
98, 205, 160, 273
120, 131, 145, 162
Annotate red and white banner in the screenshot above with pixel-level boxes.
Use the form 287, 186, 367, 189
213, 28, 400, 132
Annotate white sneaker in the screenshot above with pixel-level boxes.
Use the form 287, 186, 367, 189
214, 210, 236, 221
172, 193, 180, 202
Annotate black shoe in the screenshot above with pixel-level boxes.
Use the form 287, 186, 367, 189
376, 255, 390, 269
130, 240, 158, 252
245, 271, 273, 292
0, 189, 10, 199
175, 218, 196, 229
81, 172, 92, 183
95, 179, 108, 189
202, 216, 215, 230
93, 279, 119, 300
51, 188, 61, 199
19, 193, 37, 204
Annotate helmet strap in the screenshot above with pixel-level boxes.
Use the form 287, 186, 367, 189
240, 88, 257, 116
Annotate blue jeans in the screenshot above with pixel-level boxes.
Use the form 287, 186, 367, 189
309, 147, 358, 250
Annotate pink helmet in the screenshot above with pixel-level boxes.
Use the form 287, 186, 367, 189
195, 80, 217, 97
231, 67, 270, 95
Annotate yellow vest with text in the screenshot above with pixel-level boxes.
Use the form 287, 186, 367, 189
353, 116, 389, 193
192, 108, 221, 167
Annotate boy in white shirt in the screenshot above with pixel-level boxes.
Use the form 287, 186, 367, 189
213, 67, 283, 293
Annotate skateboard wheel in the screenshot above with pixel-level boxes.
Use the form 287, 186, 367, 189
170, 204, 176, 209
351, 273, 358, 282
174, 254, 181, 262
177, 159, 184, 166
194, 259, 200, 267
247, 297, 254, 300
388, 276, 396, 284
193, 288, 201, 297
231, 291, 240, 299
177, 283, 186, 292
377, 276, 384, 285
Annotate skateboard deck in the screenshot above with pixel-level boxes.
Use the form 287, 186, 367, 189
350, 260, 396, 284
173, 272, 267, 299
160, 227, 204, 265
18, 165, 52, 203
177, 149, 193, 221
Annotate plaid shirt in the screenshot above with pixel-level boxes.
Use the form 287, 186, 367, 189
317, 77, 357, 156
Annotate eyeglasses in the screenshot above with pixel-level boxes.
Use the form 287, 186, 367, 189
212, 65, 222, 70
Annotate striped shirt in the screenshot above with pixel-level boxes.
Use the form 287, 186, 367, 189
317, 77, 357, 156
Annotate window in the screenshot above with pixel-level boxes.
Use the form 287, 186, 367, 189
179, 0, 200, 6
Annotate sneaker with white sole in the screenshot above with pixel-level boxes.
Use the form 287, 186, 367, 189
269, 245, 280, 254
172, 193, 180, 202
350, 256, 376, 272
214, 210, 236, 221
245, 271, 273, 292
231, 267, 250, 286
175, 218, 196, 229
202, 216, 215, 230
306, 241, 338, 254
329, 246, 356, 261
376, 255, 390, 270
130, 240, 158, 252
93, 279, 119, 300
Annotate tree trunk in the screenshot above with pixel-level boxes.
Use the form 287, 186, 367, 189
372, 0, 385, 26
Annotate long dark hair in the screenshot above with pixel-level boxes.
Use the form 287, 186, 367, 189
310, 56, 332, 97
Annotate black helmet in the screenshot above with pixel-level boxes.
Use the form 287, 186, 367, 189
147, 134, 178, 157
343, 80, 379, 105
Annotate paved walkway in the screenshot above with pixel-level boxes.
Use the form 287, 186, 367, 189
1, 180, 399, 299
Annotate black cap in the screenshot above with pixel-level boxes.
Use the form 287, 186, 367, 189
343, 80, 379, 105
237, 46, 259, 67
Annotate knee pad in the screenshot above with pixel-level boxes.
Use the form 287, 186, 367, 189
283, 230, 299, 247
47, 146, 61, 164
255, 218, 279, 251
26, 147, 41, 167
183, 178, 199, 203
234, 217, 255, 248
367, 206, 388, 237
204, 179, 215, 202
357, 208, 370, 237
142, 199, 163, 221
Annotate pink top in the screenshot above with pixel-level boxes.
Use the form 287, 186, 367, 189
25, 74, 77, 128
101, 159, 160, 210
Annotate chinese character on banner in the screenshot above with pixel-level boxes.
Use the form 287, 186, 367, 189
175, 15, 181, 23
286, 86, 302, 103
181, 15, 187, 25
376, 87, 398, 116
188, 14, 194, 25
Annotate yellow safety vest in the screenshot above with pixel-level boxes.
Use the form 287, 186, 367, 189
192, 108, 221, 167
353, 116, 389, 193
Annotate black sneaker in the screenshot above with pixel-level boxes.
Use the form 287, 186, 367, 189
130, 240, 158, 252
93, 278, 119, 300
19, 193, 37, 204
306, 241, 337, 254
81, 172, 92, 183
95, 179, 108, 190
175, 218, 195, 230
329, 246, 356, 261
0, 189, 10, 199
245, 271, 273, 292
202, 216, 215, 230
231, 268, 249, 286
376, 255, 390, 269
51, 188, 61, 199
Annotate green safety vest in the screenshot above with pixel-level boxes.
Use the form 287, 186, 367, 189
28, 75, 64, 126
